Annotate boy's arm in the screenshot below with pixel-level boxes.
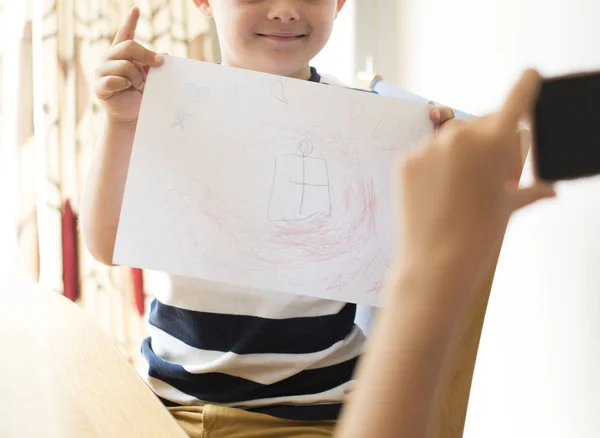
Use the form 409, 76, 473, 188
80, 7, 163, 265
80, 120, 136, 265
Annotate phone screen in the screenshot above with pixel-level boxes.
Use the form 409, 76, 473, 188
534, 71, 600, 181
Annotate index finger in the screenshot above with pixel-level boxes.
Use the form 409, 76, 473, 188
112, 6, 140, 46
107, 40, 162, 66
498, 69, 542, 129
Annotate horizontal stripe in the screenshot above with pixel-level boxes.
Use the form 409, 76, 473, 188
142, 362, 206, 405
158, 395, 343, 421
150, 374, 350, 410
223, 383, 350, 409
143, 358, 350, 421
148, 324, 365, 384
149, 274, 348, 318
151, 381, 346, 421
158, 396, 180, 408
143, 338, 358, 405
148, 300, 357, 355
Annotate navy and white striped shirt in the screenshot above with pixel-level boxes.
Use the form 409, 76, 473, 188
139, 68, 371, 421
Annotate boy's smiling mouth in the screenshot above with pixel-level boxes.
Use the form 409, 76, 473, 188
256, 32, 308, 42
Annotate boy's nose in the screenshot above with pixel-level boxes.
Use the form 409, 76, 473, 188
267, 1, 300, 22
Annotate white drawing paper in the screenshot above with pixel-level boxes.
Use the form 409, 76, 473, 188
114, 56, 447, 306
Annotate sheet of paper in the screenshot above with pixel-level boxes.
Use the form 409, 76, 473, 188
372, 79, 475, 121
114, 56, 437, 306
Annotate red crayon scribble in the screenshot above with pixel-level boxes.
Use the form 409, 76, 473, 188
385, 257, 394, 270
344, 190, 351, 212
367, 253, 381, 269
326, 274, 346, 293
179, 124, 388, 275
366, 279, 383, 294
266, 173, 379, 265
263, 128, 378, 260
353, 176, 378, 235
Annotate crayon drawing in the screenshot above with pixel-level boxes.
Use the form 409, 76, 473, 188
268, 137, 331, 222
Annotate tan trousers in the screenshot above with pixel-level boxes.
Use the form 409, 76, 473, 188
169, 405, 336, 438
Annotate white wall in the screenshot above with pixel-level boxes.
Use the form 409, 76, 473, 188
313, 0, 402, 87
396, 1, 600, 437
397, 0, 600, 115
353, 0, 400, 83
312, 0, 356, 85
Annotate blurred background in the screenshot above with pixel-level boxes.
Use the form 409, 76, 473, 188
0, 1, 599, 434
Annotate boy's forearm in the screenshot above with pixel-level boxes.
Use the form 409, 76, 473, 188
80, 118, 137, 265
335, 265, 468, 438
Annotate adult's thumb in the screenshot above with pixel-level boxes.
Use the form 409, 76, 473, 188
509, 182, 556, 212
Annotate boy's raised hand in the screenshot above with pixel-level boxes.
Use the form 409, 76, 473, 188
395, 69, 556, 310
94, 6, 164, 123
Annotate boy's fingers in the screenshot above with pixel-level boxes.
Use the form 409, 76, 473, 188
96, 59, 145, 90
433, 118, 467, 138
95, 76, 132, 101
132, 60, 148, 80
430, 106, 455, 125
499, 69, 542, 130
106, 40, 164, 66
112, 6, 140, 46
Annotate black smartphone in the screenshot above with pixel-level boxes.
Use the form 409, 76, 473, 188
533, 70, 600, 182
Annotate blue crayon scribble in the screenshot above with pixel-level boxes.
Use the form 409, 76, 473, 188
172, 107, 192, 130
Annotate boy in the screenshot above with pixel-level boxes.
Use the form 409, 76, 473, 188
82, 2, 455, 437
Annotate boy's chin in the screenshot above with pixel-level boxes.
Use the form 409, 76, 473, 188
238, 54, 314, 79
259, 61, 312, 79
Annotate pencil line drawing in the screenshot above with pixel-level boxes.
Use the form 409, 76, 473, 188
373, 113, 406, 151
271, 80, 288, 105
165, 188, 193, 213
178, 232, 206, 258
374, 113, 400, 139
345, 102, 365, 120
410, 113, 429, 138
296, 137, 314, 215
267, 137, 331, 222
172, 107, 192, 129
182, 83, 212, 102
